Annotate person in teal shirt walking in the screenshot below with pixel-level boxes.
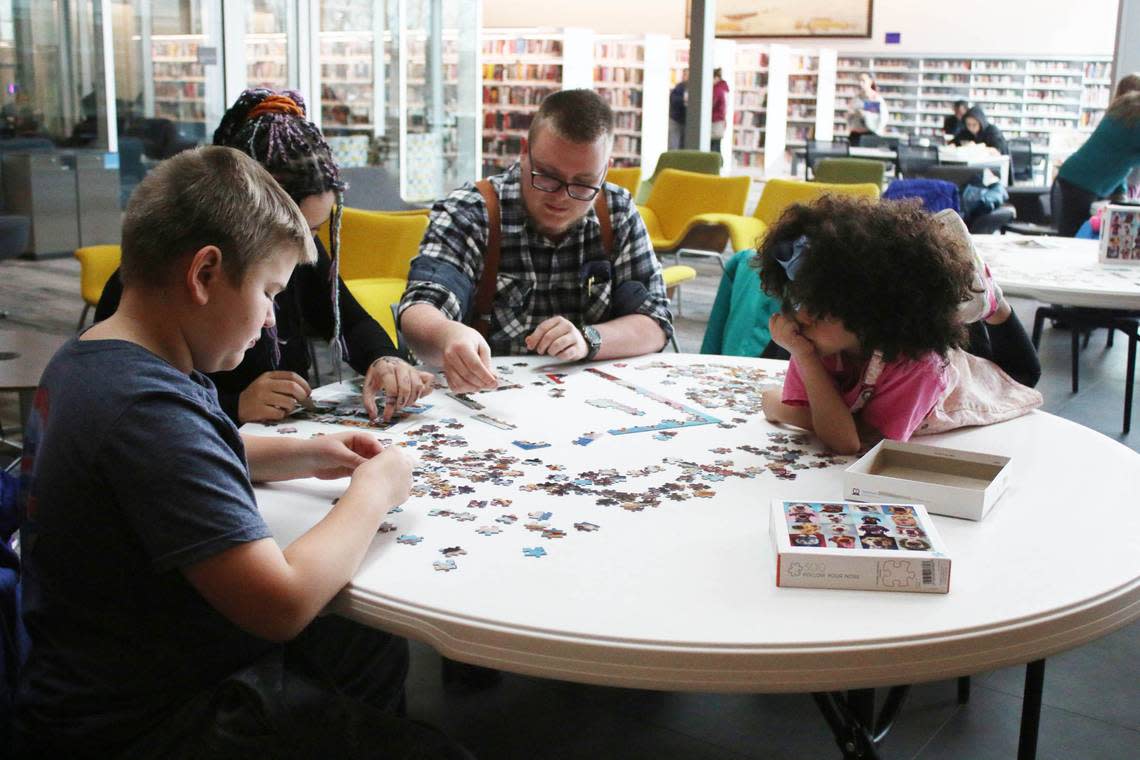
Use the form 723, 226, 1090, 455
1057, 74, 1140, 236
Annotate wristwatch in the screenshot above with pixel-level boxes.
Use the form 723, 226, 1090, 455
581, 324, 602, 362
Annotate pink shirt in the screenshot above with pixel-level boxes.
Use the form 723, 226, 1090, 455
782, 352, 949, 441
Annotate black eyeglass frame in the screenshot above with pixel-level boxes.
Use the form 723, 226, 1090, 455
526, 148, 606, 201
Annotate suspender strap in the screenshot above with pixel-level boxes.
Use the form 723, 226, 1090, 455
472, 179, 501, 337
469, 179, 613, 338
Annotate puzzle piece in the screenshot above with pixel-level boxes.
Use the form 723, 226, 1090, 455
513, 440, 552, 450
433, 559, 457, 572
440, 546, 467, 557
541, 528, 566, 540
397, 534, 423, 545
528, 511, 553, 521
377, 522, 397, 533
276, 426, 298, 434
476, 525, 502, 536
522, 547, 547, 558
586, 398, 645, 416
574, 521, 600, 532
471, 413, 516, 430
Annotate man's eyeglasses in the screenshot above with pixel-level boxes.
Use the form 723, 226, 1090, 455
527, 149, 604, 201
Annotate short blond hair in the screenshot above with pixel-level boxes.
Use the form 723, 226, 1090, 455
121, 146, 316, 289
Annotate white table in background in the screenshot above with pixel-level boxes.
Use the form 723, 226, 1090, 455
974, 235, 1140, 310
252, 354, 1140, 759
938, 146, 1011, 185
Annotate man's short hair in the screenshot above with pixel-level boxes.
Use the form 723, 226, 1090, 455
120, 146, 316, 289
528, 89, 614, 145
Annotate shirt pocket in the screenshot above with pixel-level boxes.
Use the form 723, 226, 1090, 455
581, 278, 612, 325
492, 274, 534, 339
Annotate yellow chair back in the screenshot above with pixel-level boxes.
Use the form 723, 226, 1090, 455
316, 207, 430, 281
74, 245, 122, 307
753, 178, 881, 228
606, 166, 642, 197
642, 169, 750, 241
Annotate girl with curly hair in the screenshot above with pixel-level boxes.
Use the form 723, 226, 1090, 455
98, 88, 434, 424
757, 195, 1042, 454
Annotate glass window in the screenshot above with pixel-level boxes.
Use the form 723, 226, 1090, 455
246, 0, 288, 91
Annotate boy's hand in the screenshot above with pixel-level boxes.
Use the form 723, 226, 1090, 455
309, 431, 384, 480
239, 371, 312, 422
349, 443, 415, 510
768, 313, 815, 359
362, 356, 436, 422
439, 322, 498, 393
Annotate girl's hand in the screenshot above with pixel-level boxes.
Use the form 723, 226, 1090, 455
348, 444, 415, 511
769, 313, 815, 358
307, 431, 384, 480
362, 356, 436, 422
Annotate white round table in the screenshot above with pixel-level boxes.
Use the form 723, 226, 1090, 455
251, 354, 1140, 757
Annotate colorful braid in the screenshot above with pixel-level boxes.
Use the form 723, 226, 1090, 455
214, 88, 350, 377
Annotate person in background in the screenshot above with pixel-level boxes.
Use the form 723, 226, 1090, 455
846, 74, 887, 146
1055, 74, 1140, 236
952, 106, 1009, 154
943, 99, 969, 137
668, 73, 687, 150
710, 68, 729, 152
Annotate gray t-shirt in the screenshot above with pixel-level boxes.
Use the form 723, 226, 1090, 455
17, 337, 274, 750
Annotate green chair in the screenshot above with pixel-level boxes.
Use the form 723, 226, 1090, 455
635, 149, 723, 204
812, 157, 886, 187
700, 249, 782, 358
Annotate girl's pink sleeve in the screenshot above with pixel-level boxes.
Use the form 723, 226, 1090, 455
780, 357, 810, 406
860, 356, 948, 441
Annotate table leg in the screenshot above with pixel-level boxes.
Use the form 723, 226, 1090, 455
811, 686, 911, 759
1017, 659, 1046, 760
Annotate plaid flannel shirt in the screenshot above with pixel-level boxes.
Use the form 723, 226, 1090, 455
399, 163, 673, 356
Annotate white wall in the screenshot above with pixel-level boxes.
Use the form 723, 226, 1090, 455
484, 0, 1119, 56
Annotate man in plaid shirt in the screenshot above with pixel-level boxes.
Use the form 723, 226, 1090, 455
399, 89, 673, 394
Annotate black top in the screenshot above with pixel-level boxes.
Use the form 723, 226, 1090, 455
952, 106, 1009, 155
942, 114, 963, 135
95, 236, 403, 423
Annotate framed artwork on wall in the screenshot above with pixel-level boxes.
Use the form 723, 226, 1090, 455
687, 0, 874, 39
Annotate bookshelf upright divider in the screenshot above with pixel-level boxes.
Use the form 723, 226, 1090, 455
639, 34, 671, 174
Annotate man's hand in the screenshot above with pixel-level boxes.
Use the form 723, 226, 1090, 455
362, 356, 436, 422
525, 316, 587, 361
439, 321, 498, 393
768, 313, 816, 359
305, 431, 385, 480
238, 371, 312, 423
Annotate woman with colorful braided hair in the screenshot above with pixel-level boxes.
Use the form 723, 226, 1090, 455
97, 88, 434, 424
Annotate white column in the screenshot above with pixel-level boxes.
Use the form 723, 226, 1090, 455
714, 38, 735, 169
640, 33, 670, 173
1114, 0, 1140, 88
95, 0, 118, 152
764, 44, 790, 178
221, 1, 247, 106
814, 48, 837, 142
561, 28, 594, 89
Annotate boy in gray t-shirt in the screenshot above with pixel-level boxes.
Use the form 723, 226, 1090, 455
16, 147, 465, 758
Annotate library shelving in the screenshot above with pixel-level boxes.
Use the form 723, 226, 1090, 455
319, 30, 377, 132
480, 28, 593, 175
831, 53, 1112, 149
731, 43, 769, 175
150, 35, 206, 124
246, 33, 288, 90
594, 35, 645, 166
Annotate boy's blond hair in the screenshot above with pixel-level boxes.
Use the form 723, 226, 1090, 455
120, 146, 316, 288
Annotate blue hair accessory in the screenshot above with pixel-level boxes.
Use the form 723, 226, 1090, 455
773, 235, 810, 281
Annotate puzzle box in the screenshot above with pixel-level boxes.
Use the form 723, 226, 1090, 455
843, 439, 1011, 521
771, 499, 951, 594
1099, 204, 1140, 264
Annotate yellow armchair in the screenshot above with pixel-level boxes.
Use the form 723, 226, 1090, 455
316, 207, 430, 281
701, 178, 884, 255
74, 244, 122, 330
637, 169, 750, 253
605, 166, 642, 197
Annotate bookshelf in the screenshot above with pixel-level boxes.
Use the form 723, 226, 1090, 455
150, 35, 208, 127
832, 53, 1112, 149
594, 35, 645, 167
732, 44, 769, 175
319, 30, 377, 133
246, 33, 287, 90
480, 28, 593, 175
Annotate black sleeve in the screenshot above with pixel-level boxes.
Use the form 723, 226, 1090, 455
987, 127, 1009, 155
294, 237, 404, 374
93, 268, 124, 323
942, 115, 956, 135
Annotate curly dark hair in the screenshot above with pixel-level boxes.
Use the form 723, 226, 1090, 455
754, 194, 973, 363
